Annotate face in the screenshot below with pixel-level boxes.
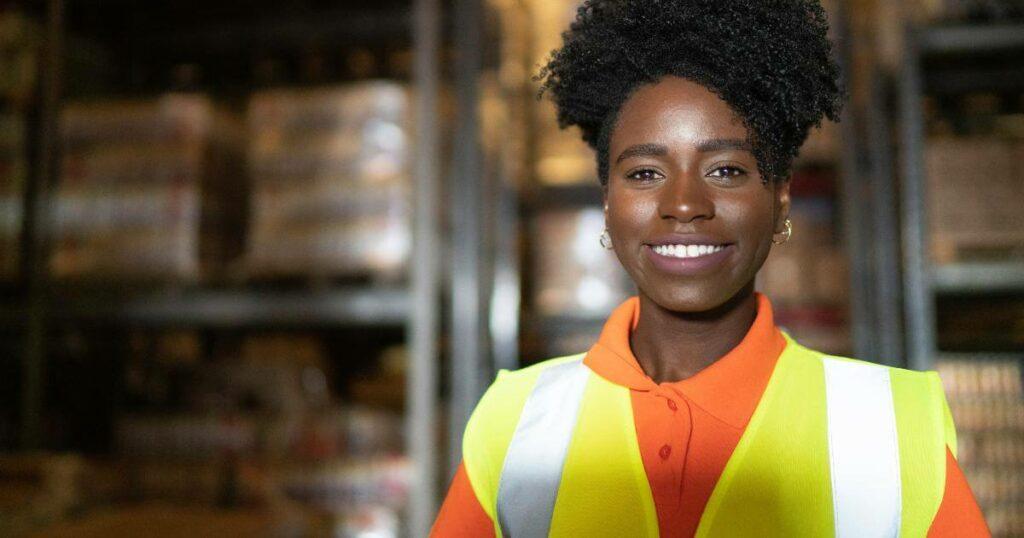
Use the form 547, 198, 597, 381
604, 76, 791, 313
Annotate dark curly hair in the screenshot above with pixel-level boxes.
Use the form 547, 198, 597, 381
538, 0, 845, 185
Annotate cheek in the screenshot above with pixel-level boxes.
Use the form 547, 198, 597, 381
605, 189, 656, 237
720, 196, 776, 246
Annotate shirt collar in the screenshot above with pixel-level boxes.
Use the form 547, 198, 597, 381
583, 292, 787, 430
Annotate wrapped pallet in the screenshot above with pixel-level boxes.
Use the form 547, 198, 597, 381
53, 95, 245, 282
245, 82, 411, 279
531, 207, 632, 317
925, 137, 1024, 264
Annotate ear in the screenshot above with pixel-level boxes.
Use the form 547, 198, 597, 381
774, 176, 792, 234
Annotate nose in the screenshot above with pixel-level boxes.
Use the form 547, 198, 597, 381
658, 173, 715, 223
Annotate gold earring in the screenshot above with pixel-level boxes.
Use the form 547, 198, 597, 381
772, 219, 793, 245
600, 229, 613, 249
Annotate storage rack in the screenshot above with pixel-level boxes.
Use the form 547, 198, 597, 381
898, 23, 1024, 370
7, 0, 446, 535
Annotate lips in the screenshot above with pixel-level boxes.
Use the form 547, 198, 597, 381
650, 243, 727, 259
642, 236, 735, 276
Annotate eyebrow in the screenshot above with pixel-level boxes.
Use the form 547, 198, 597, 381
614, 138, 753, 164
696, 138, 753, 153
615, 143, 668, 164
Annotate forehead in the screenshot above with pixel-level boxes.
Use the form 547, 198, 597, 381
611, 76, 748, 148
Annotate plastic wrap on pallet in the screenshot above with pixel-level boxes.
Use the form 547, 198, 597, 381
245, 82, 411, 279
925, 137, 1024, 264
531, 207, 632, 316
52, 95, 245, 282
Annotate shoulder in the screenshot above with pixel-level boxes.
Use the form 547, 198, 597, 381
460, 353, 587, 517
786, 336, 940, 385
492, 353, 587, 387
466, 353, 587, 435
787, 337, 956, 452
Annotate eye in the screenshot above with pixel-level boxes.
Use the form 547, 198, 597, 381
626, 168, 664, 182
707, 165, 747, 178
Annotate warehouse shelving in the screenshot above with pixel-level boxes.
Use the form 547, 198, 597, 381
898, 22, 1024, 370
917, 23, 1024, 55
932, 262, 1024, 294
3, 287, 410, 328
7, 0, 445, 534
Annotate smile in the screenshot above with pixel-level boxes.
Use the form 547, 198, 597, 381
644, 242, 735, 276
650, 244, 726, 259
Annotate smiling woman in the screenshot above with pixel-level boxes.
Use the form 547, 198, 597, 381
433, 1, 989, 537
606, 78, 784, 349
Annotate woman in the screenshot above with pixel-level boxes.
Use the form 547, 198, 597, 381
433, 1, 989, 536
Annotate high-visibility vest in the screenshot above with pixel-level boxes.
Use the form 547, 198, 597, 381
462, 334, 957, 538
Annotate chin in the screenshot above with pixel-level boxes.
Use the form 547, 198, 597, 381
641, 282, 746, 315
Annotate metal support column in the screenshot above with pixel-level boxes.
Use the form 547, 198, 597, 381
448, 0, 487, 475
21, 0, 63, 450
489, 183, 521, 374
832, 2, 876, 362
867, 70, 905, 365
898, 26, 935, 371
408, 0, 442, 533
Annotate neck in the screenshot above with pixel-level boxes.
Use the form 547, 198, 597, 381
630, 284, 758, 384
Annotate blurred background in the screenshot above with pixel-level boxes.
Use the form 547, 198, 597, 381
0, 0, 1022, 536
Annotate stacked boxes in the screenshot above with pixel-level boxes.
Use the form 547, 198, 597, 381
54, 95, 245, 281
531, 207, 632, 318
937, 359, 1024, 536
111, 330, 410, 534
245, 82, 411, 279
925, 137, 1024, 264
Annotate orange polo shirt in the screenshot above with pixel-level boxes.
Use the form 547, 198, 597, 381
432, 294, 990, 537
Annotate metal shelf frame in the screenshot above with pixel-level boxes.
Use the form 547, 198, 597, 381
917, 23, 1024, 55
5, 287, 411, 328
932, 262, 1024, 294
898, 22, 1024, 371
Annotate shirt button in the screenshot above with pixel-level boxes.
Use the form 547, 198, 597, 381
659, 444, 672, 460
667, 399, 678, 412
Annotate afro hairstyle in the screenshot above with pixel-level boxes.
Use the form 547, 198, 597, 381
538, 0, 845, 185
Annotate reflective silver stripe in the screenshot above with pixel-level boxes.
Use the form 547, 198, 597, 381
497, 359, 591, 538
823, 358, 902, 538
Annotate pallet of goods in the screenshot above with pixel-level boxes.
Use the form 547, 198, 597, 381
531, 207, 632, 318
245, 82, 411, 280
925, 137, 1024, 264
53, 95, 245, 282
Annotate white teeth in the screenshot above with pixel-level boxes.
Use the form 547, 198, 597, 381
652, 244, 726, 259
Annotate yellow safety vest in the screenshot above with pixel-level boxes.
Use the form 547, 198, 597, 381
462, 334, 957, 538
